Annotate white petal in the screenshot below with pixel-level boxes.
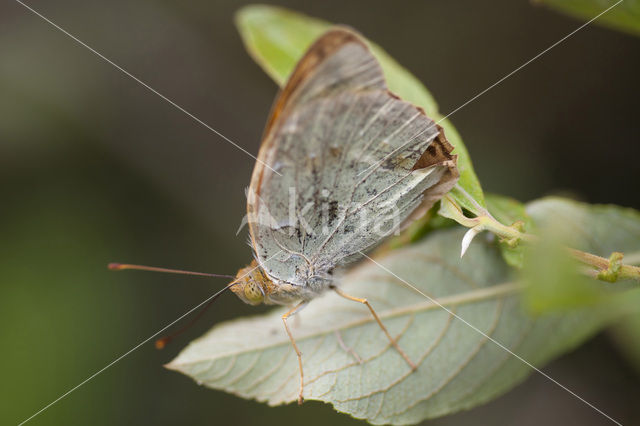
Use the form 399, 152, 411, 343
461, 227, 483, 258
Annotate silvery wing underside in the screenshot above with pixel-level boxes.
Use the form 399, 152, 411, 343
247, 28, 457, 293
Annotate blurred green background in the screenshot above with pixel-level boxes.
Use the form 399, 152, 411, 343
2, 1, 639, 425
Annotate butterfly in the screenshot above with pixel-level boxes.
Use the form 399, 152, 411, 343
229, 27, 458, 404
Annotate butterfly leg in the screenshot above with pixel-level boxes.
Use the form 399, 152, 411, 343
331, 286, 417, 371
282, 301, 308, 404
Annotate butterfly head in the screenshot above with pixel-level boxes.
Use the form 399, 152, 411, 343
230, 260, 272, 305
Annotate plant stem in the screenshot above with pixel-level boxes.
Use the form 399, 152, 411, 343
568, 249, 640, 282
477, 216, 640, 281
443, 189, 640, 283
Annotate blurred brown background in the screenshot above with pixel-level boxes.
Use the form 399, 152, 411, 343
1, 1, 639, 425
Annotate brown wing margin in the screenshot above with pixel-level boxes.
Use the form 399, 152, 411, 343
402, 124, 459, 229
260, 27, 366, 142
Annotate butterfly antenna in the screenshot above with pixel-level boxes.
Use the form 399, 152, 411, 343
108, 263, 235, 279
108, 262, 238, 348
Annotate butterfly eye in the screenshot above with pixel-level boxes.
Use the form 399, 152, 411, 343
244, 281, 264, 304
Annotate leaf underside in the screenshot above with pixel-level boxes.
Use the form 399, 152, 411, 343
168, 213, 609, 424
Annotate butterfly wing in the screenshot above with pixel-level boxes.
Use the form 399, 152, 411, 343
247, 28, 458, 288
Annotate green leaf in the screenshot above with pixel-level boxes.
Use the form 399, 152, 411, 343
442, 125, 485, 210
521, 233, 604, 313
235, 4, 485, 208
486, 193, 533, 268
610, 305, 640, 374
536, 0, 640, 38
522, 197, 640, 313
526, 197, 640, 262
168, 228, 610, 424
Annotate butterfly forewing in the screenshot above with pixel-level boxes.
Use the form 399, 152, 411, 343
248, 28, 457, 289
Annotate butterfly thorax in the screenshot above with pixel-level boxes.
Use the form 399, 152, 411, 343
231, 260, 325, 306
